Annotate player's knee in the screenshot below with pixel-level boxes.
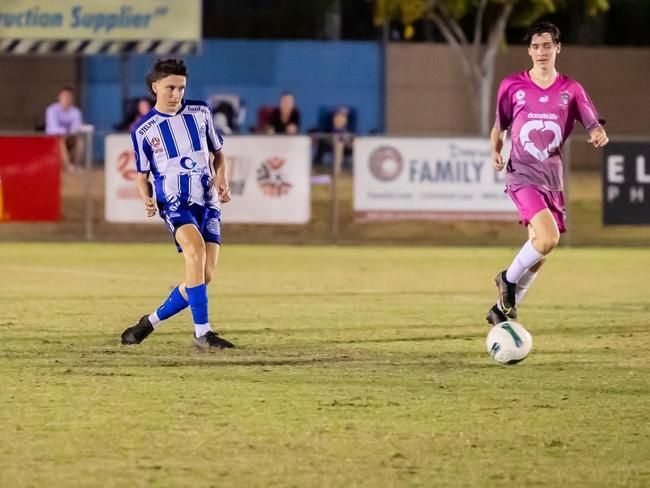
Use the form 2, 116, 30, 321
536, 235, 559, 255
183, 242, 206, 265
204, 268, 213, 285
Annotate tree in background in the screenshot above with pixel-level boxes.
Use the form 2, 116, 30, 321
375, 0, 609, 135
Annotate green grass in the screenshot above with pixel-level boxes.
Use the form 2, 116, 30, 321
1, 243, 649, 487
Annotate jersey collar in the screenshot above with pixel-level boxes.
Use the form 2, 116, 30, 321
153, 100, 186, 117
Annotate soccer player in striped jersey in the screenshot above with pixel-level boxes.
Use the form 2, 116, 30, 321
120, 59, 234, 349
487, 22, 609, 326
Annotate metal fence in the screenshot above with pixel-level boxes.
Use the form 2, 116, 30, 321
1, 132, 649, 247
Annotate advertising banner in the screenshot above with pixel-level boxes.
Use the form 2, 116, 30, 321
224, 136, 311, 224
603, 142, 650, 225
353, 137, 517, 220
0, 0, 200, 54
105, 134, 311, 225
0, 136, 60, 222
105, 134, 152, 223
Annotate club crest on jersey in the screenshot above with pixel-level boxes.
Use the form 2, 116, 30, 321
206, 218, 221, 235
516, 90, 526, 100
560, 92, 570, 105
151, 136, 164, 154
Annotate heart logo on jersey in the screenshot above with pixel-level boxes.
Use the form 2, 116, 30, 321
529, 128, 556, 152
519, 120, 562, 161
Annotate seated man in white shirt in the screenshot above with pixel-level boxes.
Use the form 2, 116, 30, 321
45, 87, 84, 172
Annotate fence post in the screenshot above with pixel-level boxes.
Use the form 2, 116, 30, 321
330, 134, 343, 242
82, 126, 94, 241
562, 138, 572, 247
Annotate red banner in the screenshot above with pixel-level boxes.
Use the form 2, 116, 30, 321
0, 136, 61, 222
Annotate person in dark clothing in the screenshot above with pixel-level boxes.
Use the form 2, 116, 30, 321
314, 106, 354, 167
266, 93, 300, 135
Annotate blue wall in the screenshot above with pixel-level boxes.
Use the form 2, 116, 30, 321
83, 39, 381, 158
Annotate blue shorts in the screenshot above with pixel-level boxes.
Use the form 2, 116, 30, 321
158, 201, 222, 253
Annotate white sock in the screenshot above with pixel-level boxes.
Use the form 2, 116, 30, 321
194, 322, 212, 338
148, 312, 161, 328
515, 269, 539, 304
506, 240, 544, 284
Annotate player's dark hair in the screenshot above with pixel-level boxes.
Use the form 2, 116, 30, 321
525, 22, 561, 45
59, 86, 75, 94
146, 59, 188, 96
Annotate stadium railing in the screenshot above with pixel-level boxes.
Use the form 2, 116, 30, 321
1, 132, 649, 247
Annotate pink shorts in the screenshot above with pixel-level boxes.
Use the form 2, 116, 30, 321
507, 186, 566, 233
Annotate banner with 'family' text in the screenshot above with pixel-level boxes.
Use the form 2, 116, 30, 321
353, 137, 517, 221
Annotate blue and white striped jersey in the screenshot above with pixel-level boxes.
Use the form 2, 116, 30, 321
131, 99, 223, 209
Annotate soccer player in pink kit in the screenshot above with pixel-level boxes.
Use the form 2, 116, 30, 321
487, 22, 609, 325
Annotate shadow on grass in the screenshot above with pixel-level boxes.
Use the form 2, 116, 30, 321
55, 353, 369, 372
331, 333, 479, 344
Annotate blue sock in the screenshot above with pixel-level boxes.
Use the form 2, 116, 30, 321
186, 284, 210, 335
155, 286, 189, 321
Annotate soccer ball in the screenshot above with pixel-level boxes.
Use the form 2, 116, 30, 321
486, 321, 533, 365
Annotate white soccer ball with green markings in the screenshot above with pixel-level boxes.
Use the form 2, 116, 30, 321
486, 321, 533, 364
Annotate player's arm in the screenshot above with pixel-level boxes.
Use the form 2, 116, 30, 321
205, 107, 230, 203
131, 130, 156, 216
136, 172, 156, 217
492, 79, 512, 172
211, 150, 231, 203
491, 124, 507, 171
69, 108, 83, 134
574, 82, 609, 148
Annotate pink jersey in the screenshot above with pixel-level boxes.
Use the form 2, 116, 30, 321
495, 71, 603, 191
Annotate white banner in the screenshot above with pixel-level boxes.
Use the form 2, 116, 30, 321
104, 134, 311, 224
223, 136, 311, 224
353, 137, 517, 221
105, 134, 153, 223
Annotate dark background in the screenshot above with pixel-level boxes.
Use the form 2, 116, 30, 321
203, 0, 650, 45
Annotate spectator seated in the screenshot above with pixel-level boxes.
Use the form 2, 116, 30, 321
252, 105, 276, 133
207, 93, 245, 134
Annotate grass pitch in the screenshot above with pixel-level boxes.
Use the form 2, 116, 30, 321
1, 243, 649, 487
